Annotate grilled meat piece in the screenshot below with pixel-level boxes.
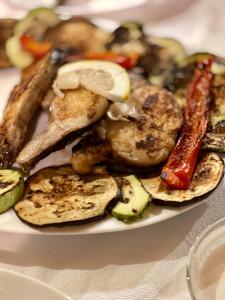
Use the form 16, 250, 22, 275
44, 18, 109, 52
0, 19, 17, 68
17, 87, 108, 170
107, 85, 183, 167
0, 50, 63, 167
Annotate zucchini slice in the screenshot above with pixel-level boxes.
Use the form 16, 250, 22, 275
0, 169, 24, 213
5, 35, 34, 69
14, 166, 120, 226
140, 153, 224, 206
112, 175, 150, 223
14, 7, 59, 38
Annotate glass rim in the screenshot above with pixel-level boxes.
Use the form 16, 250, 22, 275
186, 216, 225, 300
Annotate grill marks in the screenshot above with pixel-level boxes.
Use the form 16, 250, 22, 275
107, 85, 183, 167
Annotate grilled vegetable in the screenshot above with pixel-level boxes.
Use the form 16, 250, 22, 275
5, 35, 34, 69
6, 7, 59, 68
141, 153, 224, 206
180, 53, 225, 75
203, 76, 225, 152
161, 59, 213, 189
150, 37, 186, 65
0, 169, 24, 213
14, 166, 120, 226
138, 37, 186, 82
112, 175, 150, 223
203, 133, 225, 152
106, 21, 145, 52
20, 35, 51, 59
14, 7, 59, 38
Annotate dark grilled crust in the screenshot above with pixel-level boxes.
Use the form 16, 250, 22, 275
0, 50, 65, 167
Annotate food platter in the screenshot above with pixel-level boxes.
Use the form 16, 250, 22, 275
0, 66, 221, 235
0, 15, 224, 235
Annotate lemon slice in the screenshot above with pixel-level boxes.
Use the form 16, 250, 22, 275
58, 60, 130, 102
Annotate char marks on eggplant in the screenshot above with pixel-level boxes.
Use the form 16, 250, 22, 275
107, 85, 183, 167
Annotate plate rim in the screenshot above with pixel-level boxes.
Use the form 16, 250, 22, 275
0, 268, 72, 300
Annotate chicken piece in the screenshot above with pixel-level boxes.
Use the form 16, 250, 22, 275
17, 88, 108, 170
107, 85, 183, 167
0, 50, 63, 167
44, 18, 109, 52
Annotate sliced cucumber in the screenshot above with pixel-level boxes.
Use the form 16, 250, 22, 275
5, 35, 33, 69
112, 175, 150, 223
14, 166, 120, 226
14, 7, 59, 38
140, 153, 224, 206
0, 169, 24, 213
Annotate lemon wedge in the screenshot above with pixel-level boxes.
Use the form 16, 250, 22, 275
58, 60, 130, 102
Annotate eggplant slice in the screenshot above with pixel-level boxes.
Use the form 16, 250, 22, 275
0, 50, 64, 167
44, 18, 109, 52
107, 85, 183, 168
140, 153, 224, 206
14, 166, 120, 226
17, 88, 108, 170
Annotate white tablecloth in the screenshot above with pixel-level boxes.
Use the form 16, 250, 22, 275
1, 0, 225, 299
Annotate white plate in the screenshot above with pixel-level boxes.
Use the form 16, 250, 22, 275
0, 67, 216, 236
0, 18, 221, 236
0, 268, 71, 300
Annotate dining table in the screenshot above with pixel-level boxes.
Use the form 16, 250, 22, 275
0, 0, 225, 299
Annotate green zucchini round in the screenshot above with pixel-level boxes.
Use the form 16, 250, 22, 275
0, 169, 24, 213
112, 175, 151, 223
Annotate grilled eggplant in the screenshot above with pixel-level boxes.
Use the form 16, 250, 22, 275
140, 153, 224, 206
107, 85, 183, 167
0, 50, 64, 167
112, 175, 150, 223
17, 87, 108, 170
44, 18, 108, 52
203, 76, 225, 152
14, 166, 120, 226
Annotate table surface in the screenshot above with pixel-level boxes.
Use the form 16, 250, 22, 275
0, 0, 225, 299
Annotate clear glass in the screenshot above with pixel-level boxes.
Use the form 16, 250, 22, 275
187, 217, 225, 300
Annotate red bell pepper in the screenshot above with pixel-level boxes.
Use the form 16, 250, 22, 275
161, 59, 213, 189
20, 35, 51, 59
66, 51, 139, 69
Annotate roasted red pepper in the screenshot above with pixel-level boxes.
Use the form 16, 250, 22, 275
66, 51, 139, 69
161, 59, 213, 189
20, 35, 51, 59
